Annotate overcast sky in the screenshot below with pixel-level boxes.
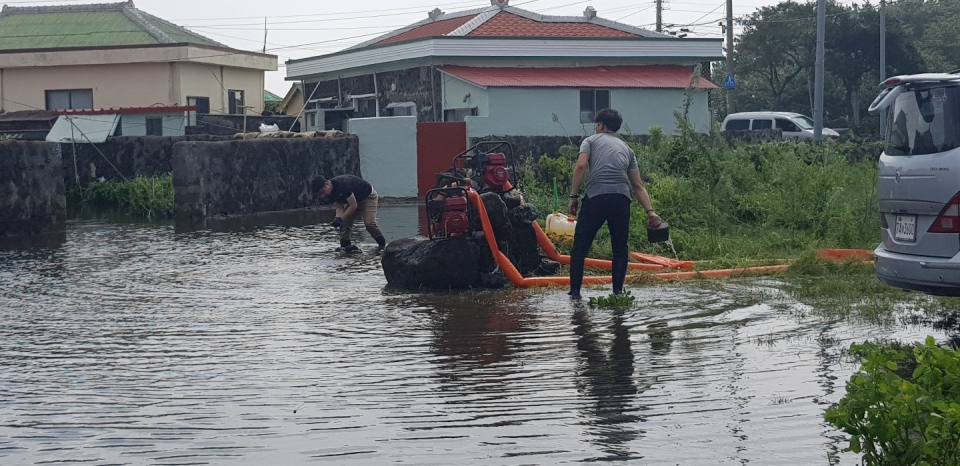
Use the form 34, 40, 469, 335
11, 0, 857, 94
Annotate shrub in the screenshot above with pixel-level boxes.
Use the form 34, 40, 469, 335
73, 175, 174, 219
825, 337, 960, 466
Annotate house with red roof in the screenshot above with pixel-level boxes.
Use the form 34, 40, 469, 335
286, 0, 722, 139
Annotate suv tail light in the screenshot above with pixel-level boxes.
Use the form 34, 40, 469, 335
928, 192, 960, 233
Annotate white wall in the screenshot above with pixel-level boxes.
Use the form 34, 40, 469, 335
345, 116, 418, 198
463, 87, 712, 138
119, 113, 186, 137
441, 75, 488, 116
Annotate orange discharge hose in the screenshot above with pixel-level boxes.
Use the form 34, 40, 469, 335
469, 190, 865, 288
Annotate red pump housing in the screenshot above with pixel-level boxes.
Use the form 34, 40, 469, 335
440, 196, 470, 237
483, 153, 509, 191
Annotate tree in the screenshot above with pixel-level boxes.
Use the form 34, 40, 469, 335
735, 1, 817, 111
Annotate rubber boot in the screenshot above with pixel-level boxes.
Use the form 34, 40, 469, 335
568, 256, 585, 299
374, 235, 386, 251
612, 256, 628, 295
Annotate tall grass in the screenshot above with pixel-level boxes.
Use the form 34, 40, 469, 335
523, 116, 881, 261
71, 175, 174, 219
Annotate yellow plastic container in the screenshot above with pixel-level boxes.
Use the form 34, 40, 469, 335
545, 212, 577, 236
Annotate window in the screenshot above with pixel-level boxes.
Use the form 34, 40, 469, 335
115, 116, 123, 136
776, 118, 799, 132
751, 119, 773, 130
724, 119, 749, 131
45, 89, 93, 111
887, 85, 960, 156
228, 90, 245, 115
186, 96, 210, 126
444, 107, 477, 122
579, 89, 610, 123
146, 117, 163, 136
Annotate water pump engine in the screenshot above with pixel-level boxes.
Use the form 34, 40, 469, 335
425, 187, 472, 239
482, 152, 509, 191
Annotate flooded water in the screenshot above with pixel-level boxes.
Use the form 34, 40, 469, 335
0, 204, 952, 465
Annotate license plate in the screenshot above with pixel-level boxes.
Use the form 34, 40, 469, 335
895, 215, 916, 242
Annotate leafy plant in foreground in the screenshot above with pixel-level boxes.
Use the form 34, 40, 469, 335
824, 337, 960, 466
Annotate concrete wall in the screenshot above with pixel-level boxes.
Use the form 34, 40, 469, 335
0, 141, 65, 242
172, 136, 360, 221
465, 87, 712, 138
62, 135, 232, 189
1, 60, 268, 114
442, 76, 488, 116
344, 116, 418, 198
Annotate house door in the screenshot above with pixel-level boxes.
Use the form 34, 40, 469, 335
416, 122, 467, 197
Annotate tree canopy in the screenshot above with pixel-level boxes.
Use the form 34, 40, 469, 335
725, 0, 953, 135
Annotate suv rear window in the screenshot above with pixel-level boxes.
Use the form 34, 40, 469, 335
725, 119, 749, 130
887, 85, 960, 156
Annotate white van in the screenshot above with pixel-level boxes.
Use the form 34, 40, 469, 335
721, 111, 840, 140
868, 72, 960, 296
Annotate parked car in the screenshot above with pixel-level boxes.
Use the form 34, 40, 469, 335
868, 72, 960, 296
720, 111, 840, 140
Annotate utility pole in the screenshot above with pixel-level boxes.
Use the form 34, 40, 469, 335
656, 0, 663, 33
879, 0, 886, 136
726, 0, 736, 114
814, 0, 826, 142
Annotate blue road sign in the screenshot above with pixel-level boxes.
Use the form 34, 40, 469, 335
723, 74, 736, 89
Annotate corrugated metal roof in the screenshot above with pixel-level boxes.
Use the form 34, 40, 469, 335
264, 90, 283, 103
439, 66, 719, 89
0, 2, 220, 51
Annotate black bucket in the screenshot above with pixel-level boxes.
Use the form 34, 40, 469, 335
647, 221, 670, 244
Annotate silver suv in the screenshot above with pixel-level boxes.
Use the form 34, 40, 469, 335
868, 72, 960, 296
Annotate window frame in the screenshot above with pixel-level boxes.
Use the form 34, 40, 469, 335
145, 117, 163, 136
228, 89, 245, 115
45, 89, 94, 111
579, 89, 611, 124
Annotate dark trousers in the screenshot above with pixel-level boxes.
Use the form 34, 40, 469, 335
569, 193, 632, 296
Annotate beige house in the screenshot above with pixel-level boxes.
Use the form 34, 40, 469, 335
0, 1, 277, 116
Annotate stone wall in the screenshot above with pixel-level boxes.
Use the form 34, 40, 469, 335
469, 134, 653, 163
306, 66, 444, 126
186, 114, 302, 136
721, 129, 782, 144
0, 141, 66, 244
62, 135, 233, 189
172, 136, 360, 222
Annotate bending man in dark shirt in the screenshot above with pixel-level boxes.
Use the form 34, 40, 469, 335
312, 174, 386, 253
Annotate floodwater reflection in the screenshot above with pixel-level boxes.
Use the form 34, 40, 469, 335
0, 216, 954, 465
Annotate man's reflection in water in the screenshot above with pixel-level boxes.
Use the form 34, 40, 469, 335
573, 303, 648, 461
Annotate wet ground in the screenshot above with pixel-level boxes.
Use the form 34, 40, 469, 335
0, 204, 951, 465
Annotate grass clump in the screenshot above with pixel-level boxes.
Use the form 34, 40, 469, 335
70, 175, 174, 219
588, 291, 636, 310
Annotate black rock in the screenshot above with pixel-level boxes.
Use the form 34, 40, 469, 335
381, 236, 481, 290
535, 258, 561, 276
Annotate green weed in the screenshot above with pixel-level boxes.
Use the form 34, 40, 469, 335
525, 115, 881, 261
587, 291, 636, 310
825, 337, 960, 466
70, 175, 174, 219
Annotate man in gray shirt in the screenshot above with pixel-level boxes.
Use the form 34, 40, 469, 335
567, 109, 662, 298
